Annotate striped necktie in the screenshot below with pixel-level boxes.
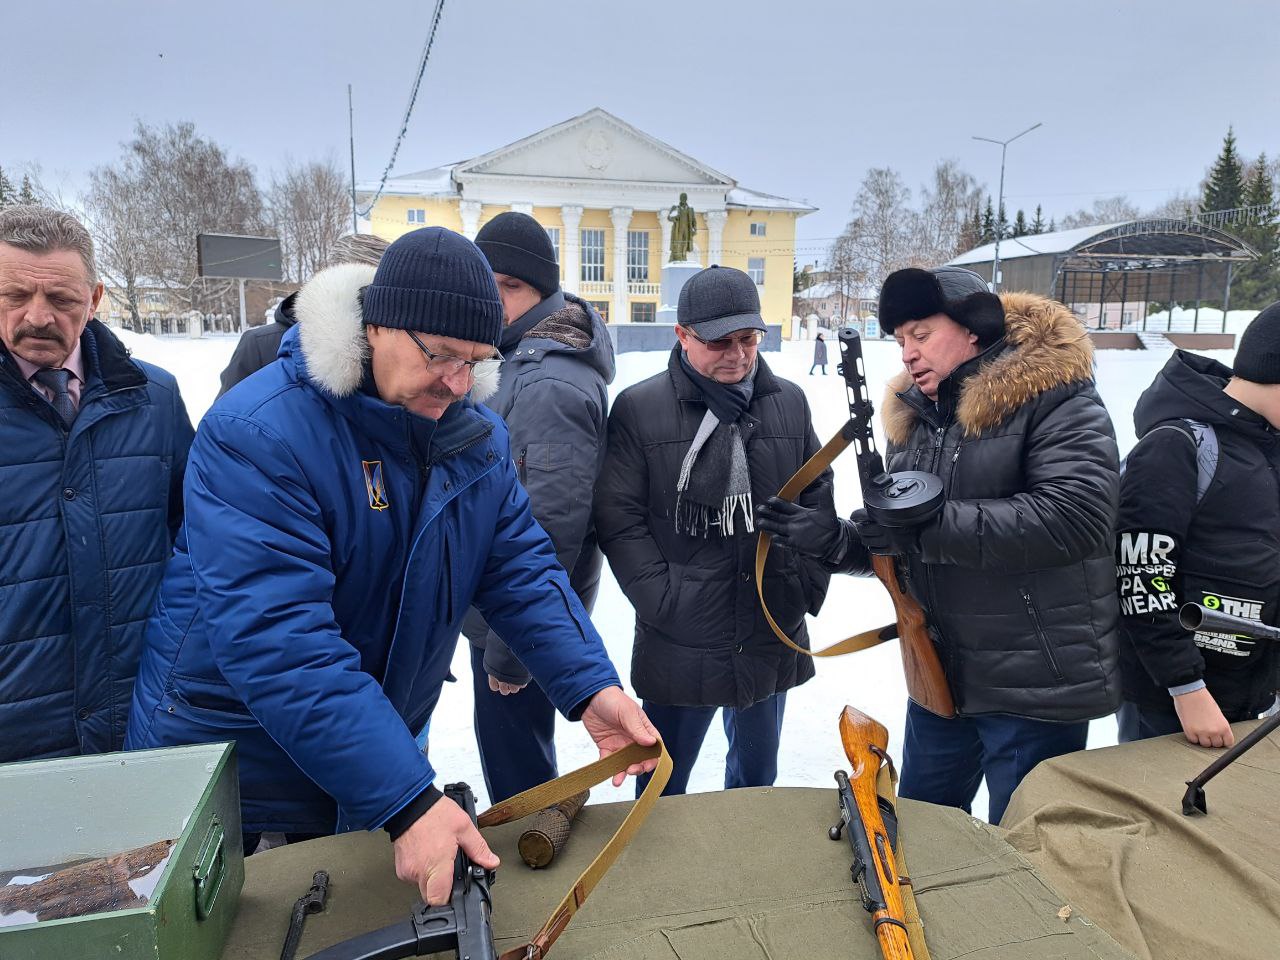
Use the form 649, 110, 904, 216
33, 367, 76, 426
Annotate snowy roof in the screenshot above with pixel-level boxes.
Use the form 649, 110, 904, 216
796, 281, 840, 299
727, 187, 816, 213
356, 164, 459, 198
950, 223, 1127, 265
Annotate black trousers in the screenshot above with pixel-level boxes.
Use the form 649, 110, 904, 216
470, 643, 558, 804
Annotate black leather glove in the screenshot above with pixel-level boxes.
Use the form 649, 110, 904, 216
850, 508, 922, 556
754, 497, 843, 560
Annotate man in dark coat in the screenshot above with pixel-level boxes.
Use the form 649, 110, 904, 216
127, 227, 659, 908
462, 212, 616, 802
758, 266, 1121, 824
596, 265, 832, 797
0, 205, 193, 763
217, 234, 389, 397
1116, 302, 1280, 747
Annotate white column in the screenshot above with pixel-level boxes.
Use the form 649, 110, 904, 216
459, 199, 483, 240
705, 209, 728, 267
560, 205, 584, 296
610, 207, 632, 323
510, 202, 533, 216
658, 206, 673, 267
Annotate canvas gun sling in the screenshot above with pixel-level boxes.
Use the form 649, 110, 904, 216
477, 740, 673, 960
754, 423, 899, 656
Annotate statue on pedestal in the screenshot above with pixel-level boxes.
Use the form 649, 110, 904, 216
667, 193, 696, 263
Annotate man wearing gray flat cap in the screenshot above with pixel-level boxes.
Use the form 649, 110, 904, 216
595, 265, 833, 796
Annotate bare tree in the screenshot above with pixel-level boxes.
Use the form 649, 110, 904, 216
1144, 190, 1199, 221
915, 159, 984, 265
269, 158, 352, 282
84, 166, 151, 330
93, 121, 266, 316
839, 167, 915, 290
1059, 195, 1141, 229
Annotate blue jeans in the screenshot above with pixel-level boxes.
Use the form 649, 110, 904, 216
899, 700, 1089, 825
635, 693, 787, 798
470, 644, 558, 804
1117, 700, 1183, 743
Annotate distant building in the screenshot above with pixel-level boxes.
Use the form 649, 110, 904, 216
358, 108, 815, 336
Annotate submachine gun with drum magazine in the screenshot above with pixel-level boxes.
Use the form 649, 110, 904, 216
754, 328, 955, 716
1177, 603, 1280, 816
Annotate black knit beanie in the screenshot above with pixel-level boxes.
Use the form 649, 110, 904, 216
475, 211, 560, 298
1234, 301, 1280, 385
361, 227, 504, 346
878, 266, 1006, 347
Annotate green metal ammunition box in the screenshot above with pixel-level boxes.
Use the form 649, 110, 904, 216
0, 742, 243, 960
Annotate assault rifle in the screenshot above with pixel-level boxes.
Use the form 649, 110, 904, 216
828, 706, 915, 960
838, 329, 955, 718
305, 783, 496, 960
1177, 604, 1280, 816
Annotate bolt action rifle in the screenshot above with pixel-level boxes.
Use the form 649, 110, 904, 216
828, 706, 917, 960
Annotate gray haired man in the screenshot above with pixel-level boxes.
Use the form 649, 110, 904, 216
0, 205, 193, 762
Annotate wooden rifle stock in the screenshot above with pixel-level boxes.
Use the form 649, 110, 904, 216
870, 555, 955, 718
837, 706, 913, 960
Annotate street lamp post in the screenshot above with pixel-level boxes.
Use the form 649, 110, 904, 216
972, 122, 1041, 291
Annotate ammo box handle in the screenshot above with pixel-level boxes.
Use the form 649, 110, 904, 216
192, 817, 226, 921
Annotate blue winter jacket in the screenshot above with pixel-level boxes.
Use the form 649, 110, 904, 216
0, 320, 193, 762
126, 263, 620, 834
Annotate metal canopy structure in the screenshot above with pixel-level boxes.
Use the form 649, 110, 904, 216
950, 219, 1256, 331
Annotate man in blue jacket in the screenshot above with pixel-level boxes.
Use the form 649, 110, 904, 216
127, 227, 657, 907
464, 212, 616, 802
0, 205, 193, 764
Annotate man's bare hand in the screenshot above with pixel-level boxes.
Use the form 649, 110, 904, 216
581, 686, 660, 786
487, 675, 527, 696
392, 796, 500, 906
1173, 687, 1235, 748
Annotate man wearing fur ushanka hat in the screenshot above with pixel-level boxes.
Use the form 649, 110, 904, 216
757, 266, 1122, 825
127, 227, 659, 906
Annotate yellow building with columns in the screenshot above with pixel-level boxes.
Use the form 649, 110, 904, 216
358, 108, 814, 337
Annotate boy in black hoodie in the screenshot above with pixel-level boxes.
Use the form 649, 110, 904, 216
1117, 302, 1280, 747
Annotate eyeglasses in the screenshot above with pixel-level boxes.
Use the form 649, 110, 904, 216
688, 329, 764, 352
404, 330, 504, 377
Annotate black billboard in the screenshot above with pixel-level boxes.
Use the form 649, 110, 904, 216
196, 233, 283, 281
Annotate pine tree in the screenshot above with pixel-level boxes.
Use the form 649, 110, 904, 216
1235, 154, 1279, 307
18, 175, 37, 205
1013, 209, 1029, 238
980, 196, 996, 244
0, 166, 15, 208
1202, 127, 1245, 214
997, 200, 1008, 240
1030, 204, 1047, 234
1048, 218, 1057, 232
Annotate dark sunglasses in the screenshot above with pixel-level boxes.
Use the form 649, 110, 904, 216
689, 329, 765, 352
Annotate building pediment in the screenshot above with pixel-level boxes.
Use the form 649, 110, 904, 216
454, 108, 734, 188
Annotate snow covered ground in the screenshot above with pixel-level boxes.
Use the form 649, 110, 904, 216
117, 319, 1250, 816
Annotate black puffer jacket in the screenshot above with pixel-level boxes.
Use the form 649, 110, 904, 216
217, 293, 297, 398
835, 292, 1122, 721
1118, 350, 1280, 719
596, 348, 832, 709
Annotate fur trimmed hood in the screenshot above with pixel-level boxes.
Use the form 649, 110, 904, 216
883, 291, 1095, 444
293, 263, 501, 404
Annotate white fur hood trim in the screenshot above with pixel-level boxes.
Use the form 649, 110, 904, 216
294, 261, 502, 403
296, 263, 376, 397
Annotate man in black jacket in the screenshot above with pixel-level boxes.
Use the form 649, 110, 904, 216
596, 265, 832, 796
462, 212, 615, 802
758, 267, 1121, 824
1116, 302, 1280, 747
217, 234, 388, 397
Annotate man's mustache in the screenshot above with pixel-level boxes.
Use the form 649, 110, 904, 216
14, 326, 66, 346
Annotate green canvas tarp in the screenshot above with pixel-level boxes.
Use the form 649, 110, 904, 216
222, 787, 1133, 959
1003, 719, 1280, 960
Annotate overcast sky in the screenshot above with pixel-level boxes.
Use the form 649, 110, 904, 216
6, 0, 1278, 263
